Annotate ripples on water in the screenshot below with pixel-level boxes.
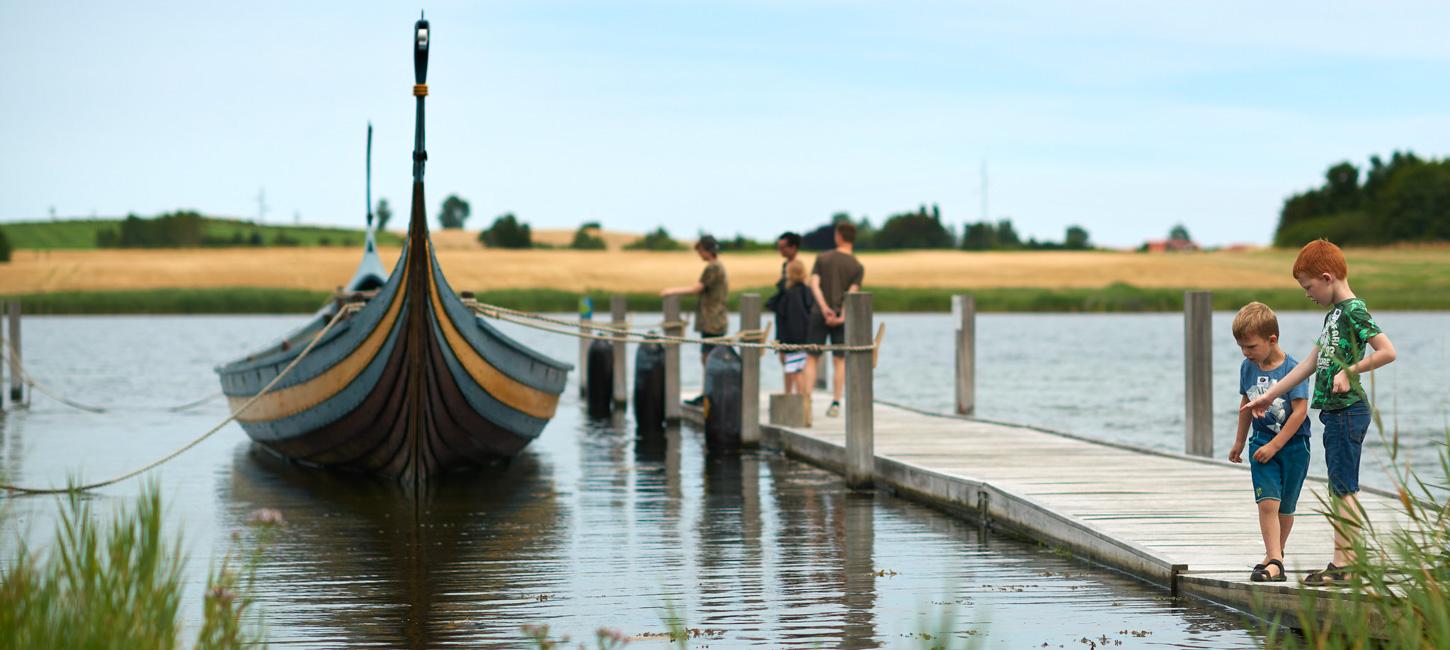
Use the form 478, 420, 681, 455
11, 312, 1441, 646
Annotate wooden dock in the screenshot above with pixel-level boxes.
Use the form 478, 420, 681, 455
682, 389, 1411, 627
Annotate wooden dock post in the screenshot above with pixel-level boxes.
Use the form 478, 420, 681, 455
1184, 291, 1213, 457
662, 295, 682, 421
611, 295, 628, 407
953, 294, 976, 415
7, 301, 20, 404
0, 300, 6, 410
739, 293, 762, 447
844, 292, 874, 489
578, 299, 592, 397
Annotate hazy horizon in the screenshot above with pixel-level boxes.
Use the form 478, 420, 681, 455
4, 1, 1448, 248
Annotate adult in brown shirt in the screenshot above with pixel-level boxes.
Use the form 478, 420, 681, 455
805, 222, 863, 417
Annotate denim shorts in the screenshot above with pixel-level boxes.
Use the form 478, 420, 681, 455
1320, 400, 1371, 497
1249, 434, 1311, 515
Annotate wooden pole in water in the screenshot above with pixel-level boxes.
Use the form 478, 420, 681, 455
739, 293, 762, 446
663, 295, 682, 421
845, 292, 874, 489
7, 301, 21, 404
954, 294, 976, 415
578, 298, 592, 397
611, 295, 628, 407
0, 300, 6, 411
1184, 291, 1213, 457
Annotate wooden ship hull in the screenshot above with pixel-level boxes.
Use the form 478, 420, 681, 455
216, 187, 569, 481
216, 20, 569, 482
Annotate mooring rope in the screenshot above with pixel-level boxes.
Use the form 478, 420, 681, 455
466, 299, 881, 353
0, 303, 361, 495
0, 344, 225, 414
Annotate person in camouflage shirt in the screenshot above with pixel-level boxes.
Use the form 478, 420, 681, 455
661, 235, 728, 405
1243, 239, 1397, 586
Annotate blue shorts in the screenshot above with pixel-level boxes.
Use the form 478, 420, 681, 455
1321, 400, 1371, 497
1249, 434, 1311, 515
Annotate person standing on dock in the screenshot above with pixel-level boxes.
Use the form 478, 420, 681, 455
1243, 239, 1397, 586
768, 258, 814, 396
803, 222, 863, 418
661, 235, 728, 406
769, 231, 802, 389
1228, 302, 1312, 583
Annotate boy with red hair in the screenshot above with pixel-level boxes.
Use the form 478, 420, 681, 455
1243, 239, 1396, 585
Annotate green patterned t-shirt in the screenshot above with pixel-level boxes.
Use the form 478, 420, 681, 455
1313, 298, 1383, 410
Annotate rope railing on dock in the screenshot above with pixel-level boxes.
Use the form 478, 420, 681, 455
1, 343, 225, 414
0, 302, 361, 495
465, 299, 883, 353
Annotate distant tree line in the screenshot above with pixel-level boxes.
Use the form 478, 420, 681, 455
93, 211, 360, 248
1276, 151, 1450, 247
448, 192, 1093, 252
0, 224, 11, 262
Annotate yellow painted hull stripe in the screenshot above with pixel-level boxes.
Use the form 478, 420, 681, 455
426, 259, 560, 420
229, 263, 409, 422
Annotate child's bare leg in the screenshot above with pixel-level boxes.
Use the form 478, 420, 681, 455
781, 353, 792, 394
1279, 514, 1295, 557
1258, 500, 1284, 572
1332, 493, 1363, 566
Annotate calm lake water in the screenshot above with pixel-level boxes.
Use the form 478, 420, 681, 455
5, 311, 1444, 647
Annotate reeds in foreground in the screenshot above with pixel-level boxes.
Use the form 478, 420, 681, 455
1262, 418, 1450, 648
0, 483, 276, 649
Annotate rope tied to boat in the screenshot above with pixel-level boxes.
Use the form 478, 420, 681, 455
468, 300, 691, 336
1, 342, 225, 414
0, 302, 363, 495
464, 299, 883, 353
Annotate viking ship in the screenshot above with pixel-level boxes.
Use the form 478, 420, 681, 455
216, 17, 570, 482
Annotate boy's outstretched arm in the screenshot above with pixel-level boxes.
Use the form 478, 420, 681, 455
1332, 333, 1397, 393
1229, 395, 1249, 464
1253, 398, 1308, 463
1242, 345, 1318, 418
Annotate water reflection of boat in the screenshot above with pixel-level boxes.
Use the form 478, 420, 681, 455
214, 17, 569, 483
223, 443, 562, 647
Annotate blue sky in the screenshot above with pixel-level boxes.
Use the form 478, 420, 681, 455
2, 1, 1447, 247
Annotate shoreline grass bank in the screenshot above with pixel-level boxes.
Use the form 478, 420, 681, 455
5, 283, 1450, 315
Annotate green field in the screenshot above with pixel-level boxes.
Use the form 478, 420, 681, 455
5, 283, 1449, 315
1, 218, 402, 250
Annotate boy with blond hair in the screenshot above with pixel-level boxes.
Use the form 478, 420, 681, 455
1229, 302, 1311, 582
1243, 239, 1397, 585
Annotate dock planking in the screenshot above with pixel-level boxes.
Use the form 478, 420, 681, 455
683, 387, 1412, 628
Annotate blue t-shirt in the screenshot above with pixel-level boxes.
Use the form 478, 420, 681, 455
1239, 355, 1312, 441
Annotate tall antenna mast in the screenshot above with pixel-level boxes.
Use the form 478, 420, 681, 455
366, 122, 373, 228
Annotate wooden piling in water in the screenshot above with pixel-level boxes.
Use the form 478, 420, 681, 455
611, 295, 628, 407
7, 301, 21, 404
0, 300, 6, 411
578, 302, 592, 397
663, 295, 682, 422
844, 292, 874, 489
739, 294, 762, 447
1184, 291, 1213, 457
954, 294, 976, 415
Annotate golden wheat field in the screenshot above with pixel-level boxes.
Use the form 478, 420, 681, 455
5, 236, 1446, 295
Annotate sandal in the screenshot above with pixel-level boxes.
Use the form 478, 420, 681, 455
1252, 559, 1286, 583
1302, 562, 1347, 585
1247, 563, 1265, 581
